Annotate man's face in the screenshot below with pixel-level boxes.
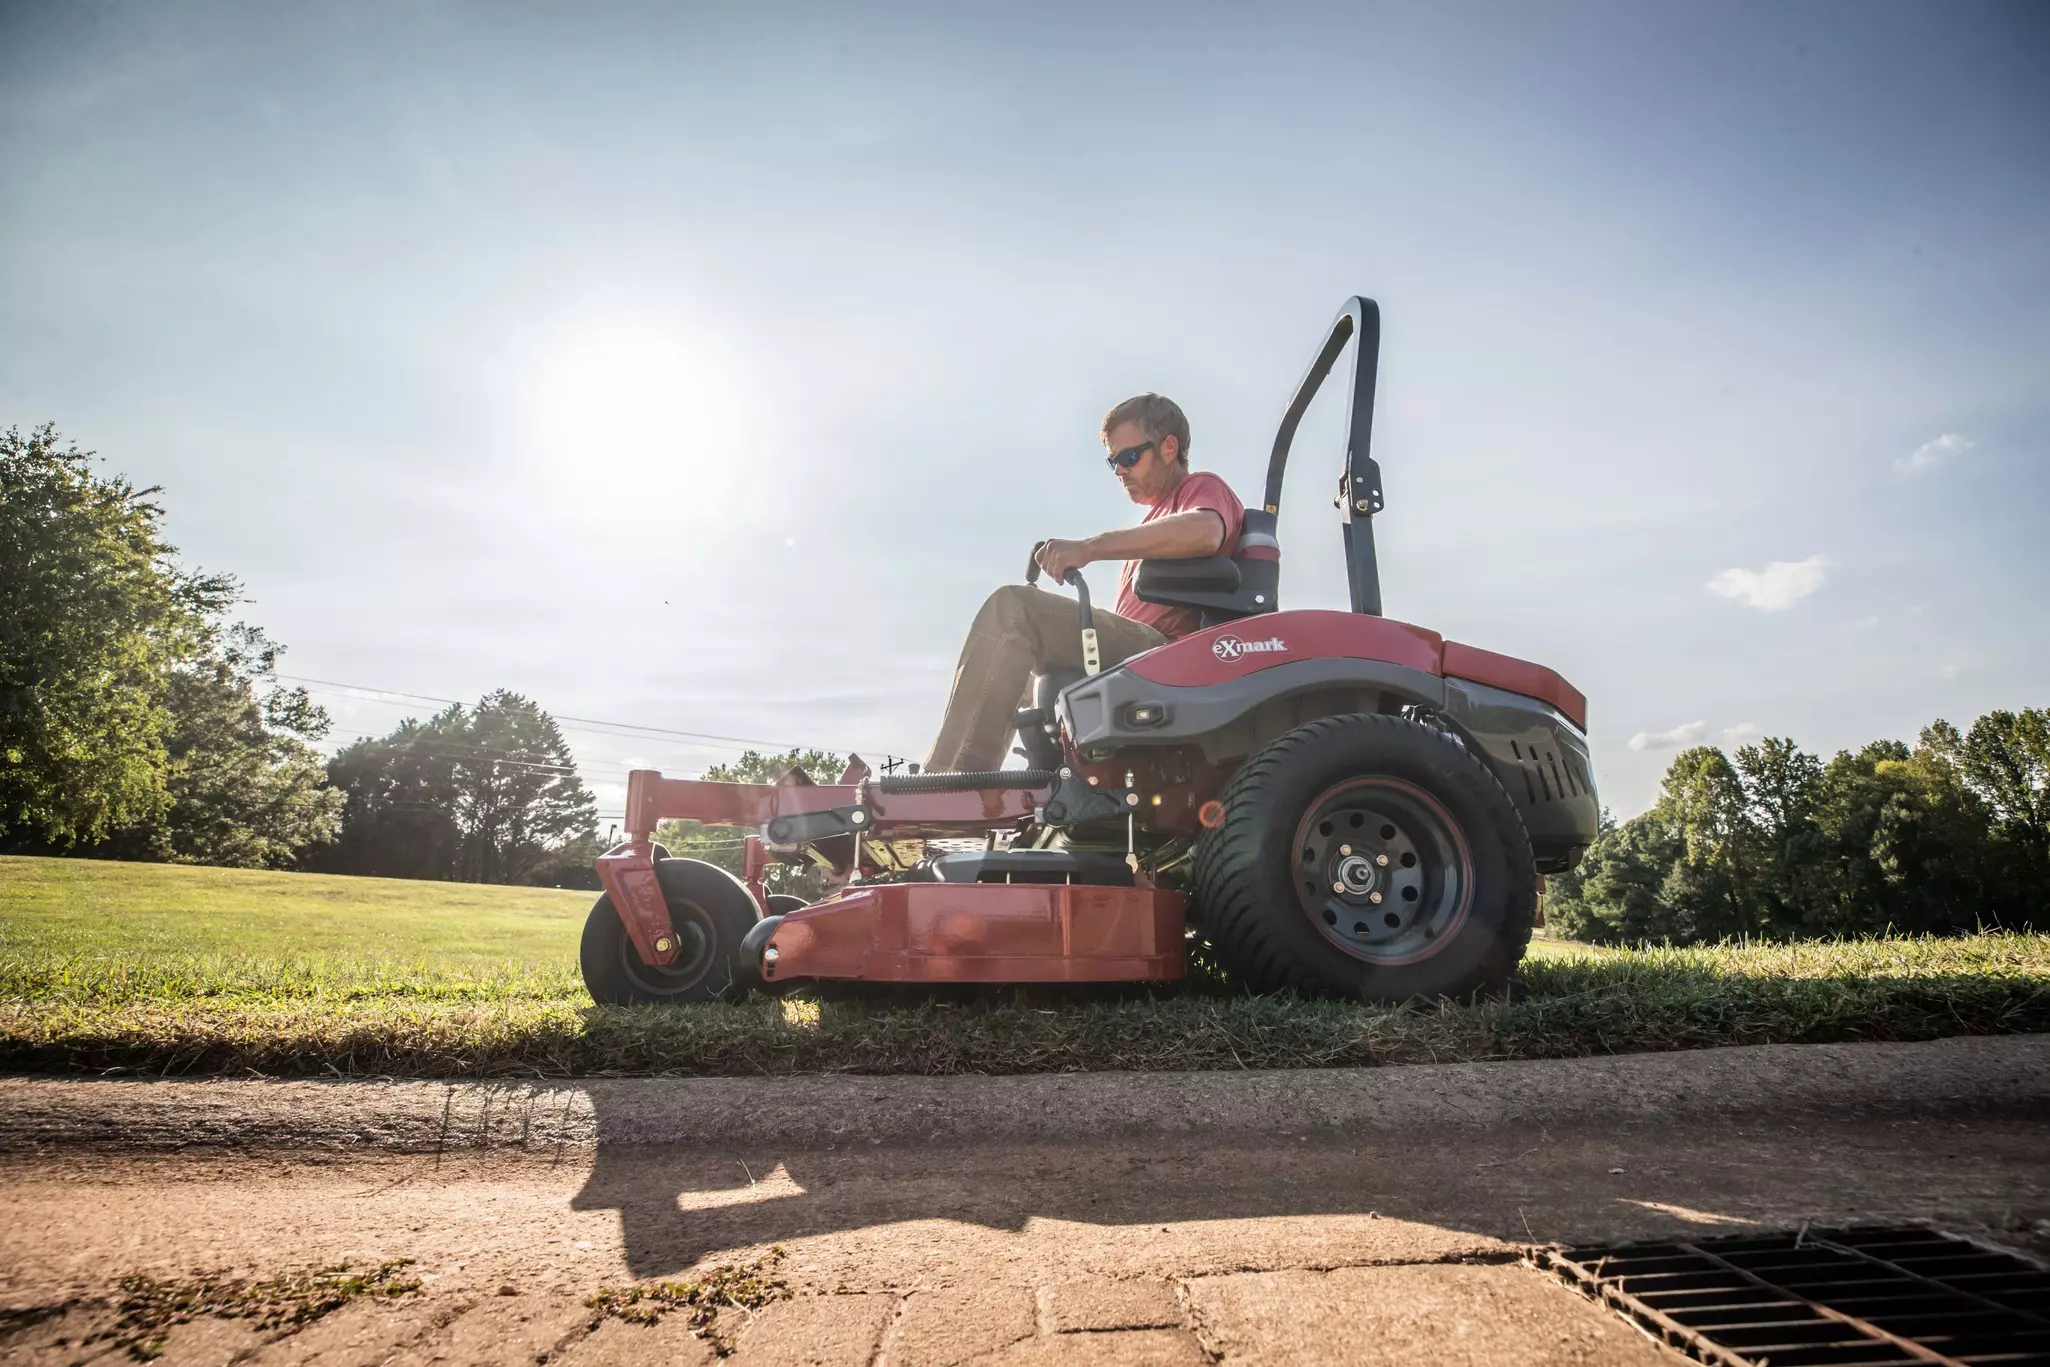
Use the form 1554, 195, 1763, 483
1104, 420, 1181, 505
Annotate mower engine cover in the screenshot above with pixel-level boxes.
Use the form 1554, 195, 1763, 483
1058, 608, 1596, 873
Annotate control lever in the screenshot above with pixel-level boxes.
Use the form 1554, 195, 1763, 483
1025, 542, 1102, 677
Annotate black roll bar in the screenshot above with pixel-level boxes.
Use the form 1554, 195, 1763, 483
1262, 296, 1384, 617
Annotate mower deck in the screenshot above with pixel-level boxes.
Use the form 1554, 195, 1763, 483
761, 882, 1184, 984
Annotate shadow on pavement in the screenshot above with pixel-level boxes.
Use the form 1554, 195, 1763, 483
567, 1094, 2050, 1278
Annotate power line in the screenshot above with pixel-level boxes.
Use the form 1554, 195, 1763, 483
320, 728, 625, 780
280, 677, 460, 708
322, 725, 709, 782
277, 673, 894, 757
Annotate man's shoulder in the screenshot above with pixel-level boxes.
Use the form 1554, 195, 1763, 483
1177, 470, 1245, 512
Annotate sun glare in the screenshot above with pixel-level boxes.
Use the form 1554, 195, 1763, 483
524, 329, 754, 527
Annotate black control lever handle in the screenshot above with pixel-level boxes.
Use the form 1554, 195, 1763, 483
1060, 568, 1094, 630
1025, 544, 1100, 675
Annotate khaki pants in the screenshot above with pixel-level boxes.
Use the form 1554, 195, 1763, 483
925, 585, 1167, 773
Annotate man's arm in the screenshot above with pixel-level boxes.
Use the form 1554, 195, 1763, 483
1035, 509, 1226, 582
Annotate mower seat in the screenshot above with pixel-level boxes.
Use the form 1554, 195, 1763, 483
1133, 507, 1280, 626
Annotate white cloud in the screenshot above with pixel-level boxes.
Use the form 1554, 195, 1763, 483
1629, 720, 1707, 752
1722, 722, 1762, 744
1896, 432, 1975, 476
1707, 555, 1829, 612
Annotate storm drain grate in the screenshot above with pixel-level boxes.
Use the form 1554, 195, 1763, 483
1543, 1226, 2050, 1366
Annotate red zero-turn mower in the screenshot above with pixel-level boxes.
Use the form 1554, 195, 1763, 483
583, 297, 1599, 1005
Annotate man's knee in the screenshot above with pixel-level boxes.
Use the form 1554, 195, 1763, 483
973, 583, 1037, 633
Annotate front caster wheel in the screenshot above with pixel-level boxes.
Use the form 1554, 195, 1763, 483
579, 858, 762, 1006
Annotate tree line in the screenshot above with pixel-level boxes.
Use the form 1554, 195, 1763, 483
1549, 712, 2049, 944
2, 425, 596, 884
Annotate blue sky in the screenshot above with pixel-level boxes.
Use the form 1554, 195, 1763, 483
4, 1, 2046, 824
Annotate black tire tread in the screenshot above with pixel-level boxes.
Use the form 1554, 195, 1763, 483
579, 858, 761, 1007
1189, 713, 1537, 1000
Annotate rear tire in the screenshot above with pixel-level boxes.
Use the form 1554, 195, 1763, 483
580, 858, 762, 1006
1190, 713, 1536, 1002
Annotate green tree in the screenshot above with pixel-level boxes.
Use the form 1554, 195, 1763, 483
527, 828, 604, 890
1547, 809, 1685, 944
137, 624, 344, 867
1921, 711, 2050, 923
656, 747, 844, 900
320, 714, 465, 881
455, 692, 598, 884
1921, 711, 2050, 838
1542, 709, 2042, 945
319, 693, 597, 885
1808, 740, 2002, 936
0, 425, 233, 846
1733, 736, 1827, 933
1649, 745, 1764, 940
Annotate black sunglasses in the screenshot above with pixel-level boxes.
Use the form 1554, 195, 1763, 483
1105, 440, 1156, 471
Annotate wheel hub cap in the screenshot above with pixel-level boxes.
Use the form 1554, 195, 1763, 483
1292, 777, 1473, 965
620, 903, 715, 995
1335, 854, 1380, 897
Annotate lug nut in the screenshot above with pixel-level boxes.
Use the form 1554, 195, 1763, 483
1369, 892, 1384, 905
1332, 881, 1346, 894
1376, 853, 1389, 867
1339, 844, 1352, 856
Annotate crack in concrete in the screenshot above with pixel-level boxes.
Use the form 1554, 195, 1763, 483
1173, 1244, 1528, 1283
866, 1291, 910, 1367
534, 1309, 605, 1365
1172, 1277, 1225, 1364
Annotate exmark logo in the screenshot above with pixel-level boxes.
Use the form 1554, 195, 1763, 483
1211, 634, 1288, 663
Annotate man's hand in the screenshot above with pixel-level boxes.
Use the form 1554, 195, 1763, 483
1034, 537, 1095, 583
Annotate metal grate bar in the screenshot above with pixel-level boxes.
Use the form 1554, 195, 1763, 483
1544, 1229, 2050, 1367
1675, 1243, 1964, 1367
1810, 1234, 2050, 1334
1543, 1251, 1761, 1367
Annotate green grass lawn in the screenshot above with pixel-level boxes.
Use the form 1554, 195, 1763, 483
0, 854, 590, 968
3, 854, 2045, 1078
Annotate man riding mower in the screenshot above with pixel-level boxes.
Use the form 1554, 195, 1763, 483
582, 297, 1599, 1007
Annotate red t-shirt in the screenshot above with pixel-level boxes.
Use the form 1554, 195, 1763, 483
1115, 471, 1246, 640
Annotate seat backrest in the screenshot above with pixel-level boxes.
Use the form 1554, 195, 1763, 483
1132, 507, 1281, 626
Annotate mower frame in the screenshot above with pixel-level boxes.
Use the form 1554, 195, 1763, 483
591, 296, 1600, 995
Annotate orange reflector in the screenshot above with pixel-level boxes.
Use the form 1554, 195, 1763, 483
1198, 800, 1226, 829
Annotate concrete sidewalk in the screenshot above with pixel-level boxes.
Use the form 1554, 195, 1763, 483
5, 1033, 2045, 1152
3, 1037, 2046, 1365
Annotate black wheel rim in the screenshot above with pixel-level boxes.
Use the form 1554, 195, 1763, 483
618, 899, 718, 997
1290, 776, 1473, 965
